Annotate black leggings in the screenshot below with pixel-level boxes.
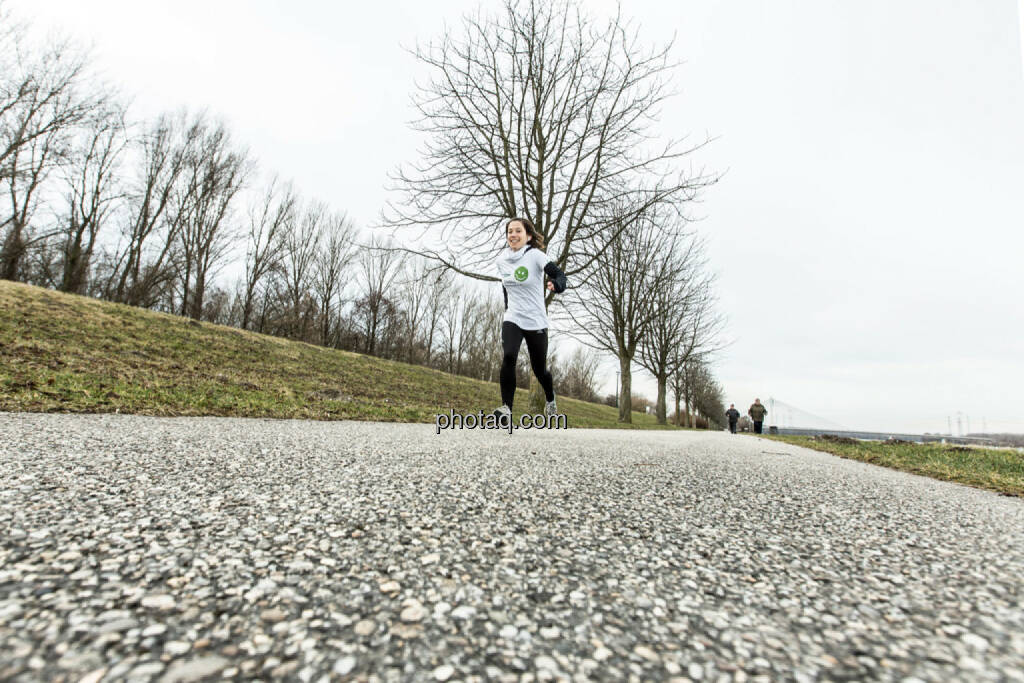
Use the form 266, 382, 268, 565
500, 321, 554, 408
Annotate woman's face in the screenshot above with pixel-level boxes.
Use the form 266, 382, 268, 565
507, 221, 528, 250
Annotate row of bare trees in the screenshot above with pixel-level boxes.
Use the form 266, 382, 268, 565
671, 357, 727, 429
562, 207, 725, 424
2, 6, 107, 285
3, 0, 727, 421
0, 1, 608, 401
1, 7, 256, 317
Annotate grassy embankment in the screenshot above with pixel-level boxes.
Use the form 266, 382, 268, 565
766, 434, 1024, 497
0, 280, 671, 429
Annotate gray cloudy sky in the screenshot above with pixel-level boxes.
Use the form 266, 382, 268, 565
11, 0, 1024, 434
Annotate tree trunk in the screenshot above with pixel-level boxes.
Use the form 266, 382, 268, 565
367, 303, 378, 355
189, 270, 206, 320
113, 242, 138, 303
406, 327, 416, 364
60, 230, 87, 294
241, 300, 253, 330
655, 372, 667, 425
179, 262, 192, 317
618, 355, 632, 423
241, 281, 257, 330
425, 319, 436, 365
322, 302, 334, 347
1, 225, 26, 281
256, 296, 269, 334
60, 251, 85, 293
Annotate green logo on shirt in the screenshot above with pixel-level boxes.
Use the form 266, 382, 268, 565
514, 266, 528, 282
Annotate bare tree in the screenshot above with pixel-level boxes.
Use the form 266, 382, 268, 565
107, 112, 190, 306
312, 210, 356, 346
173, 114, 251, 320
672, 358, 723, 429
57, 102, 127, 293
383, 0, 713, 287
422, 269, 453, 366
415, 278, 504, 379
636, 235, 725, 423
553, 346, 600, 403
356, 238, 404, 356
664, 273, 725, 427
396, 255, 444, 364
469, 298, 505, 381
669, 358, 688, 427
669, 355, 703, 428
1, 11, 96, 281
1, 115, 62, 283
693, 365, 726, 430
278, 199, 325, 340
384, 0, 714, 410
240, 176, 294, 330
438, 286, 464, 374
563, 207, 676, 422
457, 296, 504, 380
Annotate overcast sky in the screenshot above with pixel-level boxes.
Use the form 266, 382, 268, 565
10, 0, 1024, 435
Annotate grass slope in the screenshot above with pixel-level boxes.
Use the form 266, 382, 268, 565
767, 434, 1024, 497
0, 280, 673, 429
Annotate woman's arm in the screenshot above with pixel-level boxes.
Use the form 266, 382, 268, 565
544, 261, 567, 293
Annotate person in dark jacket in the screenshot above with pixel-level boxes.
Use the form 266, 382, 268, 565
748, 398, 768, 434
725, 405, 740, 433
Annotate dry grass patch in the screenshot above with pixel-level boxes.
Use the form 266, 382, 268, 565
1, 281, 674, 429
767, 434, 1024, 497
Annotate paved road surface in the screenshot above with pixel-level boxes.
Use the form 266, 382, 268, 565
1, 413, 1022, 682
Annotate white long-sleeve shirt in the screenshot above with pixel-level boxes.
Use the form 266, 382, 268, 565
495, 245, 555, 331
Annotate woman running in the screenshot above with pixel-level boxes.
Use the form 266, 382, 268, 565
494, 217, 567, 421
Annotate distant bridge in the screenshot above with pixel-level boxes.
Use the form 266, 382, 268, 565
762, 397, 847, 431
761, 398, 997, 446
773, 427, 996, 446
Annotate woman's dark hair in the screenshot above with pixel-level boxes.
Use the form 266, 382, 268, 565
506, 217, 545, 250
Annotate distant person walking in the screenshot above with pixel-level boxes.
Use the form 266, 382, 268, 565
725, 404, 740, 433
748, 398, 767, 434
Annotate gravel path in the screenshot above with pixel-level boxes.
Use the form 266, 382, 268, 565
1, 413, 1022, 683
